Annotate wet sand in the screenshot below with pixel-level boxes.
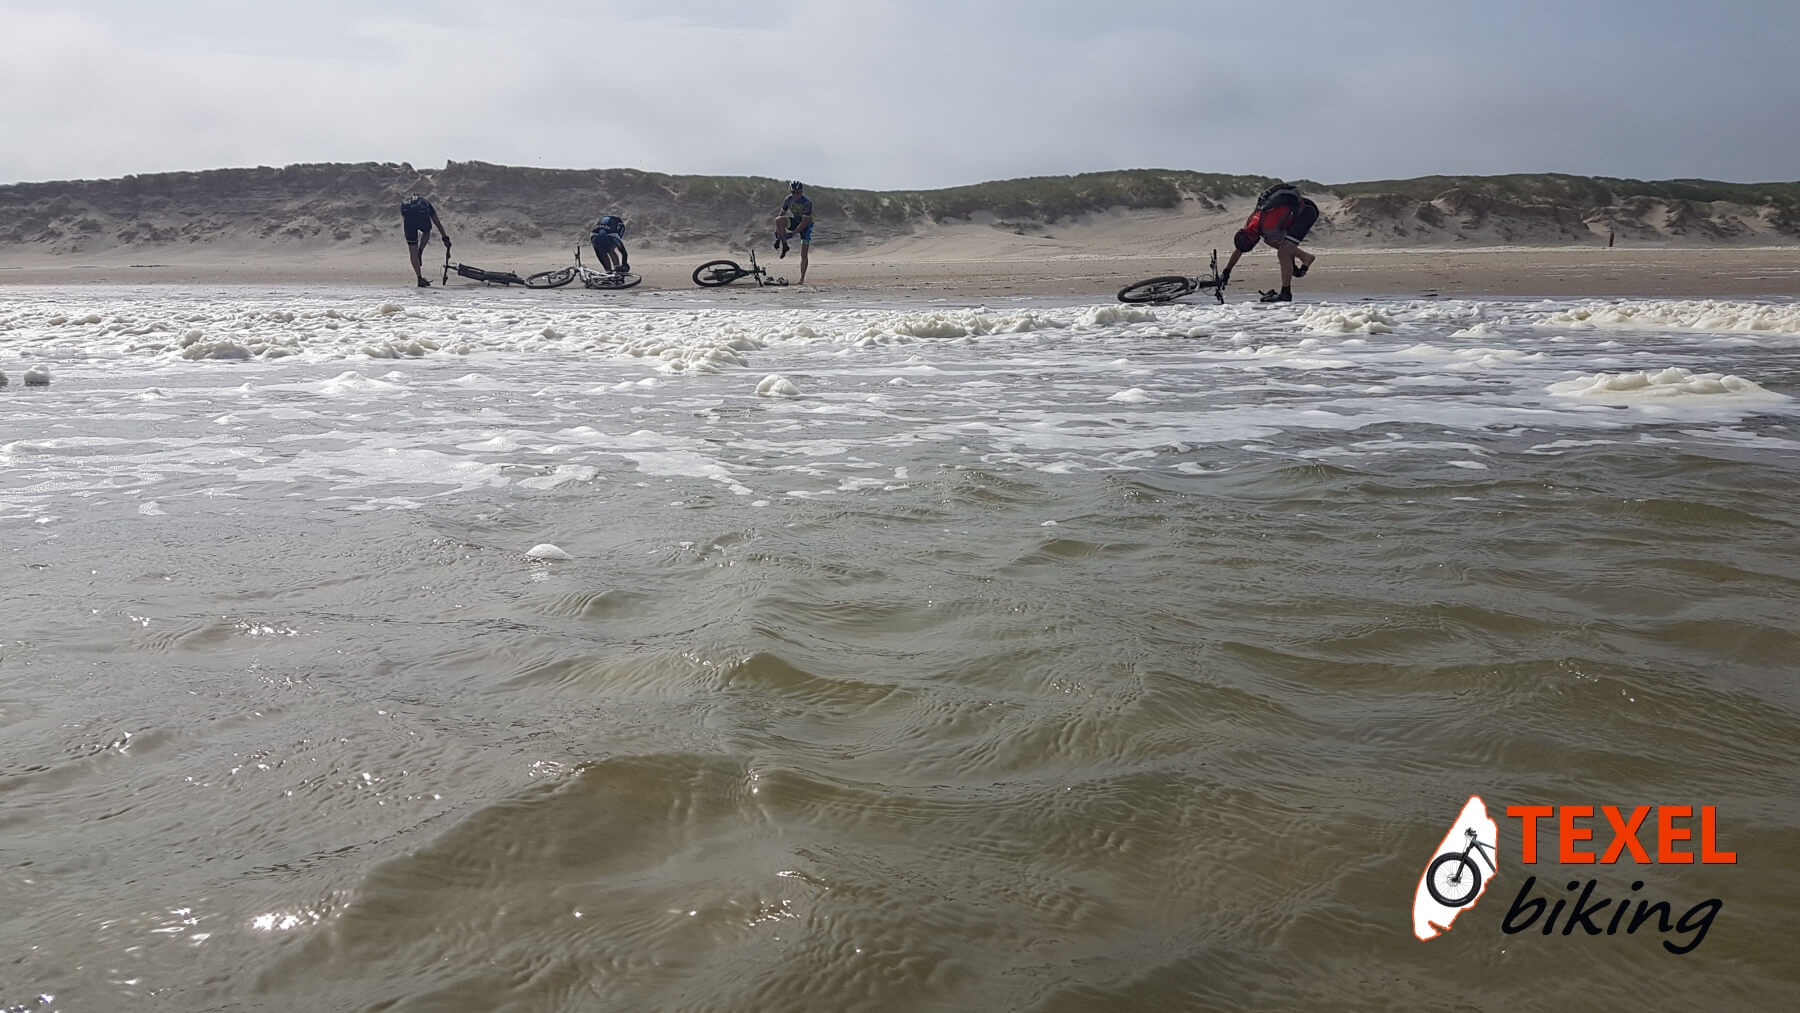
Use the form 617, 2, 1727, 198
1, 246, 1796, 300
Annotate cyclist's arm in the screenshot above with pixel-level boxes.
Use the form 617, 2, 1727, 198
1223, 248, 1245, 274
430, 210, 451, 243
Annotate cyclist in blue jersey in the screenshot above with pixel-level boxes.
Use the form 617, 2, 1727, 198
401, 194, 451, 287
774, 181, 814, 284
589, 214, 630, 275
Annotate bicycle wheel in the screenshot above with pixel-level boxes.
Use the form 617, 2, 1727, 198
1426, 853, 1482, 908
693, 260, 745, 287
1117, 276, 1197, 304
524, 266, 577, 289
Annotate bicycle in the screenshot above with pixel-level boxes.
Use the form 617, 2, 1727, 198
1116, 249, 1228, 305
572, 244, 641, 290
440, 245, 571, 289
692, 246, 788, 288
439, 245, 640, 290
1425, 828, 1498, 908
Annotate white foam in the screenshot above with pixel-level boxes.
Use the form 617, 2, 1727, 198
1295, 307, 1398, 335
315, 372, 405, 396
1544, 299, 1800, 336
757, 374, 801, 397
525, 543, 572, 561
1547, 367, 1786, 403
1076, 305, 1160, 327
2, 288, 1796, 515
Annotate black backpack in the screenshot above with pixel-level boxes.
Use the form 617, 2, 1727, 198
1254, 184, 1302, 212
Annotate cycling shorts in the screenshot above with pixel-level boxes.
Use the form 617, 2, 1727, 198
782, 216, 814, 243
1260, 199, 1319, 247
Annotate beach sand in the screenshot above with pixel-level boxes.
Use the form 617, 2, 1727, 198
2, 239, 1796, 301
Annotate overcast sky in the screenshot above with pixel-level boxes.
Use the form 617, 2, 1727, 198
2, 0, 1794, 189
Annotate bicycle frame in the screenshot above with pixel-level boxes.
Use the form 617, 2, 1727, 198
574, 245, 613, 282
1198, 249, 1226, 304
745, 247, 777, 286
441, 248, 525, 287
1459, 830, 1497, 873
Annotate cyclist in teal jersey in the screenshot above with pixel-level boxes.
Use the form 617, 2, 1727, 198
774, 181, 814, 284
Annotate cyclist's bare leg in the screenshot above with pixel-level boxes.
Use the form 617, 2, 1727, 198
409, 234, 428, 280
799, 241, 809, 284
1277, 243, 1296, 288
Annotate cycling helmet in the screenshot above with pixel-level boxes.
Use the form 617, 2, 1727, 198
595, 214, 625, 236
1233, 228, 1258, 253
790, 181, 804, 191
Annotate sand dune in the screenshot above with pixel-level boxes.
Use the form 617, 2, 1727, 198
2, 162, 1796, 297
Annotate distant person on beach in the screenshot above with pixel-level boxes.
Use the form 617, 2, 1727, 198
774, 181, 813, 284
1220, 183, 1319, 302
401, 195, 451, 288
590, 214, 630, 274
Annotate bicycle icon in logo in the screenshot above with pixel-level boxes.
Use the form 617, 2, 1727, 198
1426, 827, 1499, 908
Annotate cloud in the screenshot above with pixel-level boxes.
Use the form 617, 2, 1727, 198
1, 0, 1796, 187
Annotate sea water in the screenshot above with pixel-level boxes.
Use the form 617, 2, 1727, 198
2, 285, 1797, 1010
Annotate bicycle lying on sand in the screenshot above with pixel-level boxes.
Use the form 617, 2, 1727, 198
439, 245, 640, 290
441, 245, 552, 288
574, 245, 641, 290
515, 246, 644, 290
692, 246, 788, 288
1116, 249, 1228, 305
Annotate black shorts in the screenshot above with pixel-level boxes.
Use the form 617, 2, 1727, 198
403, 214, 432, 246
1286, 199, 1320, 244
591, 233, 625, 257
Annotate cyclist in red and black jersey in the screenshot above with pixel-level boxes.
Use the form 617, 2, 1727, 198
1221, 184, 1319, 302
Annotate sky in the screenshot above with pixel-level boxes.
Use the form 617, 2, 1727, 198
2, 0, 1796, 189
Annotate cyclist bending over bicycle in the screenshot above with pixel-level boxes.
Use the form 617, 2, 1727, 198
1221, 183, 1319, 302
590, 214, 631, 275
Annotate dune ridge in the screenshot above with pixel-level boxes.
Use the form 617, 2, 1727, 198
3, 162, 1797, 261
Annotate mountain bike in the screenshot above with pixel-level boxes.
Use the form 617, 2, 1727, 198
573, 245, 641, 290
441, 246, 526, 287
1426, 828, 1498, 908
1117, 249, 1227, 305
441, 246, 571, 289
440, 246, 638, 290
692, 246, 787, 288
